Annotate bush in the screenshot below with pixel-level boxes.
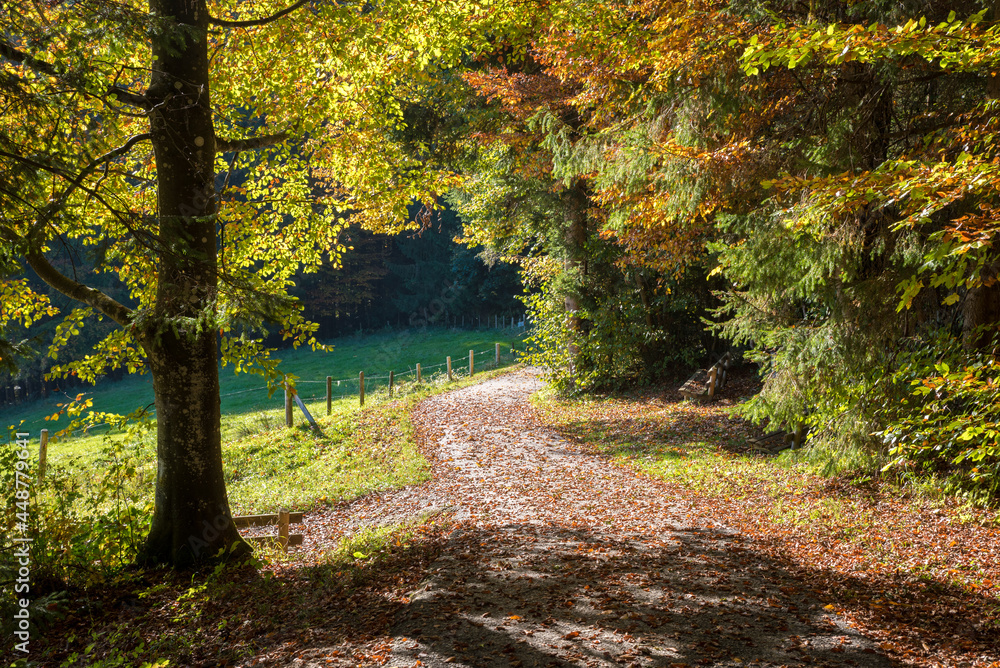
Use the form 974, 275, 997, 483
877, 330, 1000, 499
2, 423, 154, 634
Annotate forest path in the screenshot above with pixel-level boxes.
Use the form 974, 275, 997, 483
371, 368, 890, 668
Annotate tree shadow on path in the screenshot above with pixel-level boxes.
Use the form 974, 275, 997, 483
388, 521, 895, 668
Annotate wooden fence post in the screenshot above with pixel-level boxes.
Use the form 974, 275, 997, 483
39, 429, 48, 481
416, 363, 422, 383
284, 382, 293, 427
707, 366, 719, 400
793, 422, 805, 449
278, 508, 289, 551
389, 370, 394, 397
359, 371, 365, 407
447, 356, 452, 381
495, 343, 500, 366
469, 349, 474, 376
326, 376, 332, 415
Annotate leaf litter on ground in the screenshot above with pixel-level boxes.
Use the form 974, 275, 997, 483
33, 367, 1000, 667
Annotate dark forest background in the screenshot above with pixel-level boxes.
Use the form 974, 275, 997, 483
0, 206, 522, 407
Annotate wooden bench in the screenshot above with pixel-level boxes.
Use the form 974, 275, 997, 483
678, 352, 731, 401
234, 508, 304, 551
747, 423, 809, 453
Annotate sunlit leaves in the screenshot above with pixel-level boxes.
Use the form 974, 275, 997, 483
0, 279, 58, 330
742, 10, 995, 76
1, 0, 501, 398
880, 342, 1000, 490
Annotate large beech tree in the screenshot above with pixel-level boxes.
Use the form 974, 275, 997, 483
0, 0, 477, 566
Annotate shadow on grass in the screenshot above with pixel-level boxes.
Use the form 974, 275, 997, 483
34, 530, 444, 667
553, 392, 761, 463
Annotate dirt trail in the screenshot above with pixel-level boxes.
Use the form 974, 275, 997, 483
338, 369, 892, 667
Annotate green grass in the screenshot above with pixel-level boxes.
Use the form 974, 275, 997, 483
1, 329, 522, 595
225, 361, 520, 514
4, 326, 521, 517
2, 326, 524, 467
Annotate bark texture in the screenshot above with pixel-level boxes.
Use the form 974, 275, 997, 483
136, 0, 248, 566
962, 0, 1000, 353
563, 182, 589, 369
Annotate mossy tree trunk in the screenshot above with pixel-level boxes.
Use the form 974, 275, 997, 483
136, 0, 249, 566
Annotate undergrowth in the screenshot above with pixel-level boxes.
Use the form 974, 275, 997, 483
1, 352, 518, 658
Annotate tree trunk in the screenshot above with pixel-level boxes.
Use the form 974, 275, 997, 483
141, 329, 248, 566
962, 0, 1000, 353
564, 182, 589, 368
136, 0, 249, 566
963, 260, 1000, 352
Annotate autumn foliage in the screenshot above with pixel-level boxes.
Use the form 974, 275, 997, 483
444, 0, 1000, 494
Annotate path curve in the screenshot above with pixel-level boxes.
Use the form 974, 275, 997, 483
362, 369, 890, 667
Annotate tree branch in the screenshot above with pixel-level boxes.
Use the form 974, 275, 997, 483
59, 134, 153, 211
209, 0, 312, 28
216, 132, 289, 152
108, 86, 152, 109
1, 134, 153, 239
0, 39, 59, 77
23, 248, 133, 327
2, 40, 151, 110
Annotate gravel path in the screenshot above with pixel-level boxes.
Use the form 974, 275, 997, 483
337, 369, 893, 667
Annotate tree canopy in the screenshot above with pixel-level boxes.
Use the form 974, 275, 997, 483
4, 0, 1000, 569
1, 0, 490, 565
439, 0, 1000, 493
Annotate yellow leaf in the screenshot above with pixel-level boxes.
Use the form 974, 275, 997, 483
943, 293, 960, 305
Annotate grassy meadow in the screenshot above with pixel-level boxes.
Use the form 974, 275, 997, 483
2, 326, 524, 516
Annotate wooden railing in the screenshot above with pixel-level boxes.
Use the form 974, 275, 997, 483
234, 508, 303, 551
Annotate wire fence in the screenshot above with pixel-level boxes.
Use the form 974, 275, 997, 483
218, 345, 523, 436
222, 345, 515, 395
19, 344, 524, 445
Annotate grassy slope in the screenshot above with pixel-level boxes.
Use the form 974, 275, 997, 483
223, 360, 520, 514
1, 327, 522, 464
7, 328, 530, 666
4, 327, 522, 563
